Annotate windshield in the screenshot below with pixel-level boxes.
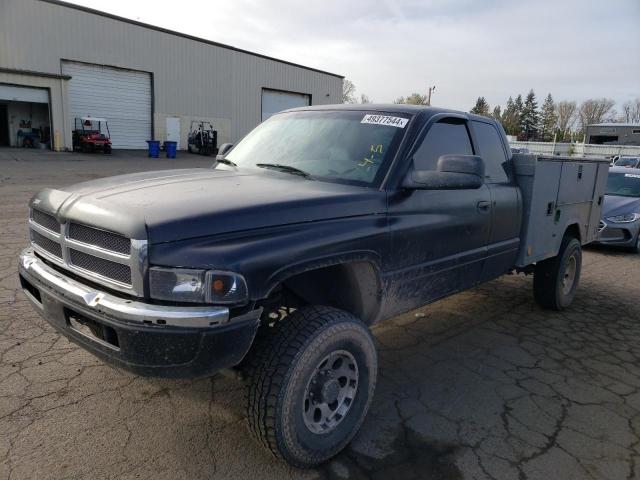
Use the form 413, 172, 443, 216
606, 172, 640, 197
614, 157, 639, 167
225, 110, 411, 186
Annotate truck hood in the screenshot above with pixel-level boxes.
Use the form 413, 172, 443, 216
30, 168, 387, 243
602, 194, 640, 218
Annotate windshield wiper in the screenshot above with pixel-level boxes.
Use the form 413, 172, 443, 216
256, 163, 313, 179
216, 158, 237, 167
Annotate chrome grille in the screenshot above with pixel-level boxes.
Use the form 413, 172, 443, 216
28, 208, 145, 295
69, 249, 132, 285
598, 220, 606, 233
30, 229, 63, 259
68, 223, 131, 255
31, 209, 59, 233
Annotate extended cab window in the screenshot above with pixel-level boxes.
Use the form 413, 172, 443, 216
472, 121, 510, 183
412, 119, 473, 171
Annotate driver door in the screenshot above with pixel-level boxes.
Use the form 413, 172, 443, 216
385, 118, 491, 316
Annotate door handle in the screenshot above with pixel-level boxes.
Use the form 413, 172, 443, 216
477, 201, 491, 213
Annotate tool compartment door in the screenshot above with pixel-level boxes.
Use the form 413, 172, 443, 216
520, 161, 563, 265
557, 162, 598, 205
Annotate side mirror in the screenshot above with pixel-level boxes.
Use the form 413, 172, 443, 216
216, 143, 234, 159
402, 154, 485, 190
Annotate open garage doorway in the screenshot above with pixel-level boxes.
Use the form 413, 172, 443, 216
0, 104, 8, 146
0, 84, 51, 149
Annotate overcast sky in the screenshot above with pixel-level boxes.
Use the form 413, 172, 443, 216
69, 0, 639, 111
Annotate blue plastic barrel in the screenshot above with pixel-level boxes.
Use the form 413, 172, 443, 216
165, 141, 177, 159
146, 140, 160, 158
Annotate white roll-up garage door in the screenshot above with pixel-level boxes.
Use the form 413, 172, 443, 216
261, 89, 310, 122
62, 62, 151, 149
0, 84, 49, 103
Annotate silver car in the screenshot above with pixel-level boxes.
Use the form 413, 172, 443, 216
613, 156, 640, 168
596, 166, 640, 252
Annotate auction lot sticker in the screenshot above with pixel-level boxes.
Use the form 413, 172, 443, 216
361, 114, 408, 128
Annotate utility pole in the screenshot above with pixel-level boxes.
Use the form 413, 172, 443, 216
426, 86, 436, 106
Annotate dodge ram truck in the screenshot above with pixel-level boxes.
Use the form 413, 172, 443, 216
18, 104, 608, 467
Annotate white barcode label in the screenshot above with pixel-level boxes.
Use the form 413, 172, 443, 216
361, 114, 408, 128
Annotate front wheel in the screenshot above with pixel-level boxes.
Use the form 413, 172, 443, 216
244, 305, 377, 468
533, 236, 582, 310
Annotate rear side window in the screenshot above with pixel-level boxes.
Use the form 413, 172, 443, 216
472, 121, 510, 183
412, 119, 473, 171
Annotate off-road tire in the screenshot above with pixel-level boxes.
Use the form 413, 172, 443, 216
244, 305, 377, 468
534, 235, 582, 310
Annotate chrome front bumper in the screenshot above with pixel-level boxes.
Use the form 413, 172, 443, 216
18, 248, 261, 377
19, 248, 229, 328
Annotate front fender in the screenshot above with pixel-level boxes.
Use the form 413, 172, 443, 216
265, 250, 382, 297
148, 215, 390, 301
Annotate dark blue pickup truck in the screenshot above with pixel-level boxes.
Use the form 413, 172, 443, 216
18, 104, 608, 467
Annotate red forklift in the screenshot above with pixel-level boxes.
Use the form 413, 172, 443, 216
72, 117, 112, 154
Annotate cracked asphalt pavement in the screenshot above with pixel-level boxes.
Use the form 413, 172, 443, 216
1, 149, 639, 479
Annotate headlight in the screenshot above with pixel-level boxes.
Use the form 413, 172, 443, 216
149, 267, 248, 304
205, 270, 249, 304
605, 213, 640, 223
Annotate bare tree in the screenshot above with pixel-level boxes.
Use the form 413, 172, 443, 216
359, 93, 372, 104
394, 93, 428, 105
578, 98, 616, 131
619, 98, 640, 123
342, 79, 356, 104
555, 101, 577, 141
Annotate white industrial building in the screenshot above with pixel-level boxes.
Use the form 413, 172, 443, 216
0, 0, 343, 150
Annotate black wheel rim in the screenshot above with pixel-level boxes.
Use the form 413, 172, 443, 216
302, 350, 359, 434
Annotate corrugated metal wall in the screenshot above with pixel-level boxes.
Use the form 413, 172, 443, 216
0, 0, 343, 146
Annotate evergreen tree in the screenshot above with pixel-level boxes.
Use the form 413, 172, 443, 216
539, 93, 557, 142
513, 94, 524, 137
470, 97, 490, 117
501, 96, 520, 136
492, 105, 502, 122
521, 90, 539, 141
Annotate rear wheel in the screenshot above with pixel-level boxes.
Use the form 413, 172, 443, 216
533, 236, 582, 310
244, 305, 377, 468
103, 144, 112, 154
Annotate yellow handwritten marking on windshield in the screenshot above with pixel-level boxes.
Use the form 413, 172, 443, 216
358, 144, 384, 168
